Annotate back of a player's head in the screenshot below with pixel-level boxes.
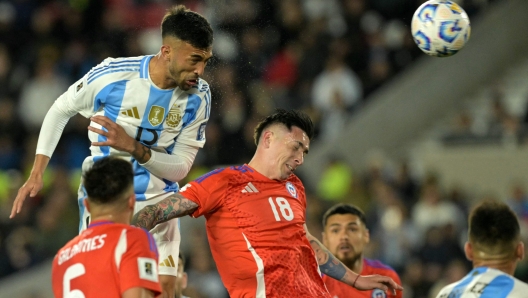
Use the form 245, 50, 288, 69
322, 203, 367, 228
469, 200, 520, 255
161, 5, 213, 50
84, 157, 133, 205
254, 109, 314, 145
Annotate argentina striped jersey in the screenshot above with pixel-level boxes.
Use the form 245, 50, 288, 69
436, 267, 528, 298
58, 55, 211, 201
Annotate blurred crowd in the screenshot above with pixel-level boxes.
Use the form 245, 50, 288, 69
0, 0, 507, 297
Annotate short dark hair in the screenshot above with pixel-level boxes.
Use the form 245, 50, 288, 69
83, 157, 134, 205
322, 204, 367, 228
254, 109, 314, 145
161, 5, 213, 49
469, 200, 520, 254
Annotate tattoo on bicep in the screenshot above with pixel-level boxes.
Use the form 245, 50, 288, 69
310, 240, 347, 281
155, 193, 198, 223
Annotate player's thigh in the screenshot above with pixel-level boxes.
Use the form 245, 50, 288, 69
135, 192, 181, 277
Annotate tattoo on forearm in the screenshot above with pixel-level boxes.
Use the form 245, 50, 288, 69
134, 143, 151, 163
131, 193, 198, 230
309, 239, 347, 281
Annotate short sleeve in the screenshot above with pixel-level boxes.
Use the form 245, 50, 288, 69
180, 168, 227, 217
119, 228, 162, 296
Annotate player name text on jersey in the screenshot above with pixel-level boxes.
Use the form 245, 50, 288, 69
58, 235, 107, 265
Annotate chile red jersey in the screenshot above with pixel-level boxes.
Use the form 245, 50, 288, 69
52, 221, 161, 298
181, 164, 331, 298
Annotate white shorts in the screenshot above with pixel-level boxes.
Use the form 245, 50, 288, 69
78, 189, 181, 277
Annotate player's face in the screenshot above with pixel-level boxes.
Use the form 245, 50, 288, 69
274, 126, 310, 180
322, 214, 369, 265
166, 38, 212, 91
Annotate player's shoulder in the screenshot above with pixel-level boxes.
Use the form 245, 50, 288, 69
193, 167, 230, 184
196, 78, 211, 92
364, 258, 399, 276
86, 55, 148, 85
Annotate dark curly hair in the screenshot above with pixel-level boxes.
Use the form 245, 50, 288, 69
254, 109, 314, 145
161, 5, 213, 49
469, 200, 520, 254
83, 156, 133, 204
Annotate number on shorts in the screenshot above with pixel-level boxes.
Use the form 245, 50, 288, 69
268, 197, 294, 221
63, 263, 86, 298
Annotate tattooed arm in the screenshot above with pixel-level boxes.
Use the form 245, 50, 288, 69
131, 192, 198, 230
304, 225, 402, 294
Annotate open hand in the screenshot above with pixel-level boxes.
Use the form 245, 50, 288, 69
88, 115, 136, 153
10, 174, 43, 218
354, 274, 403, 296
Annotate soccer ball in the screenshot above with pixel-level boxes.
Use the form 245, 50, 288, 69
411, 0, 471, 57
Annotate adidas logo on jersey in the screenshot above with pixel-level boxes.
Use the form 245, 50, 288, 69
241, 182, 259, 193
159, 255, 176, 267
121, 107, 140, 119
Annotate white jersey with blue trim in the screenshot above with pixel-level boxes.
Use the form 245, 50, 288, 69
436, 267, 528, 298
60, 55, 211, 201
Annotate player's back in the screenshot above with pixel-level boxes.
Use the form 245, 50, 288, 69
52, 221, 160, 298
184, 165, 331, 297
436, 267, 528, 298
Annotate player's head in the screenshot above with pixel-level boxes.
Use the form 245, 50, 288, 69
175, 253, 188, 298
83, 157, 135, 220
160, 5, 213, 91
253, 109, 314, 180
322, 204, 369, 268
465, 200, 524, 273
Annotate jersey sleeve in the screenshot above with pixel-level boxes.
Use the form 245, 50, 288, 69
176, 80, 211, 148
57, 57, 136, 118
118, 228, 161, 296
179, 168, 227, 217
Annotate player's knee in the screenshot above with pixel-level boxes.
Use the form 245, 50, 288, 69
159, 274, 177, 298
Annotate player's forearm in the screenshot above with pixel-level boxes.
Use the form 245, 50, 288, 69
30, 154, 51, 177
131, 142, 152, 164
307, 235, 359, 286
131, 193, 198, 230
138, 144, 198, 182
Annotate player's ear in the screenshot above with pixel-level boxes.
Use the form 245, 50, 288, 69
516, 241, 524, 261
364, 228, 370, 244
263, 130, 273, 148
464, 242, 473, 261
182, 272, 188, 290
128, 194, 136, 211
84, 199, 91, 213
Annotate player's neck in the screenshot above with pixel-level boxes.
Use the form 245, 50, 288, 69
473, 259, 517, 276
248, 158, 280, 180
348, 256, 364, 274
149, 53, 177, 89
90, 210, 131, 226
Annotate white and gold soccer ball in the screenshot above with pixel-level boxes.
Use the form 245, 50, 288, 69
411, 0, 471, 57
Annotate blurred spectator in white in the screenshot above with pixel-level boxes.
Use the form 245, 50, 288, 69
412, 176, 465, 241
312, 55, 362, 141
18, 46, 68, 132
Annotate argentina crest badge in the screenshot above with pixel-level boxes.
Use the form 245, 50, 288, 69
286, 182, 297, 199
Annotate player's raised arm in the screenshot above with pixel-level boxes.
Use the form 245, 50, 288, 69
131, 192, 198, 230
304, 224, 403, 295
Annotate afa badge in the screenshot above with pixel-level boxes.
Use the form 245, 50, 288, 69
166, 104, 182, 128
286, 182, 297, 199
